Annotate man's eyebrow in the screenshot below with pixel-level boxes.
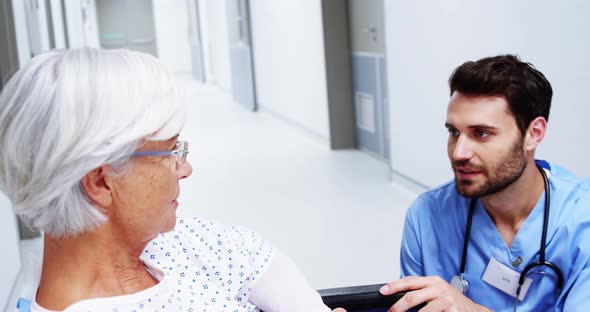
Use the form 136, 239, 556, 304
444, 122, 498, 131
467, 124, 499, 131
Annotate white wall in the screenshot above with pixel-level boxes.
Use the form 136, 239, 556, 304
203, 0, 231, 91
385, 1, 590, 188
250, 1, 330, 139
153, 0, 192, 74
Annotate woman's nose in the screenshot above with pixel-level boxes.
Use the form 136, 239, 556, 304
177, 160, 193, 179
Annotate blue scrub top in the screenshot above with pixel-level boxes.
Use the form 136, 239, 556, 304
400, 160, 590, 311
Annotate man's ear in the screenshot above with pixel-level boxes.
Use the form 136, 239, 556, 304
524, 116, 547, 152
80, 166, 113, 209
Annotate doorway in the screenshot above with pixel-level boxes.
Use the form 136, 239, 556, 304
226, 0, 256, 111
348, 0, 390, 160
95, 0, 158, 56
187, 0, 206, 82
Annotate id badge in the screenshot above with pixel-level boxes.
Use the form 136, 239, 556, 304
482, 257, 533, 301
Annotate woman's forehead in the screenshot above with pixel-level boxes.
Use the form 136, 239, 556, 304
140, 136, 179, 150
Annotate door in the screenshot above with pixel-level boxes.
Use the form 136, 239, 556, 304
95, 0, 157, 56
226, 0, 256, 111
187, 0, 206, 82
24, 0, 51, 56
48, 0, 67, 49
348, 0, 390, 160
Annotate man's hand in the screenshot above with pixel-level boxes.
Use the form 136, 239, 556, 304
380, 276, 492, 312
332, 308, 346, 312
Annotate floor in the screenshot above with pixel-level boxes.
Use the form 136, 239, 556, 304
17, 78, 421, 302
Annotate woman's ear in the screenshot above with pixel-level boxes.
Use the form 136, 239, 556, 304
80, 166, 113, 209
524, 116, 547, 151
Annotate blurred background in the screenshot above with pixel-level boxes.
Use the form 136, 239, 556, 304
2, 1, 590, 311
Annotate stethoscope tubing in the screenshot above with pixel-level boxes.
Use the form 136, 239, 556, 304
456, 164, 564, 295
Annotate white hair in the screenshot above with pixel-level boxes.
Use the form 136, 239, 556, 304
0, 47, 186, 237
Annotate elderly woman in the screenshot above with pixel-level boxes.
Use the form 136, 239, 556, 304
0, 48, 341, 311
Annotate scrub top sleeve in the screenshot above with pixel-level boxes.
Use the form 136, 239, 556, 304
400, 195, 427, 278
561, 211, 590, 310
558, 188, 590, 311
561, 260, 590, 312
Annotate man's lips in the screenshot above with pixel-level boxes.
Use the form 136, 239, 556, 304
455, 166, 482, 178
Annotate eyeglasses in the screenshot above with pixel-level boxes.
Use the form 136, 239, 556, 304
131, 140, 189, 164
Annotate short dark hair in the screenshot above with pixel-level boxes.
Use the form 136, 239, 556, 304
449, 54, 552, 135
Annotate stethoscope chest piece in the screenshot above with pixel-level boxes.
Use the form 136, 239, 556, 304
451, 274, 468, 294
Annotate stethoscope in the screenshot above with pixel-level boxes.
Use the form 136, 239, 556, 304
450, 164, 564, 310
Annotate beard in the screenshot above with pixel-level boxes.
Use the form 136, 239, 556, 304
453, 138, 527, 198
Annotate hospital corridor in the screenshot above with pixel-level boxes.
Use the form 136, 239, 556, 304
2, 0, 590, 311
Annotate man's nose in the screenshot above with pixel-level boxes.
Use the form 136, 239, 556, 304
451, 136, 474, 161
